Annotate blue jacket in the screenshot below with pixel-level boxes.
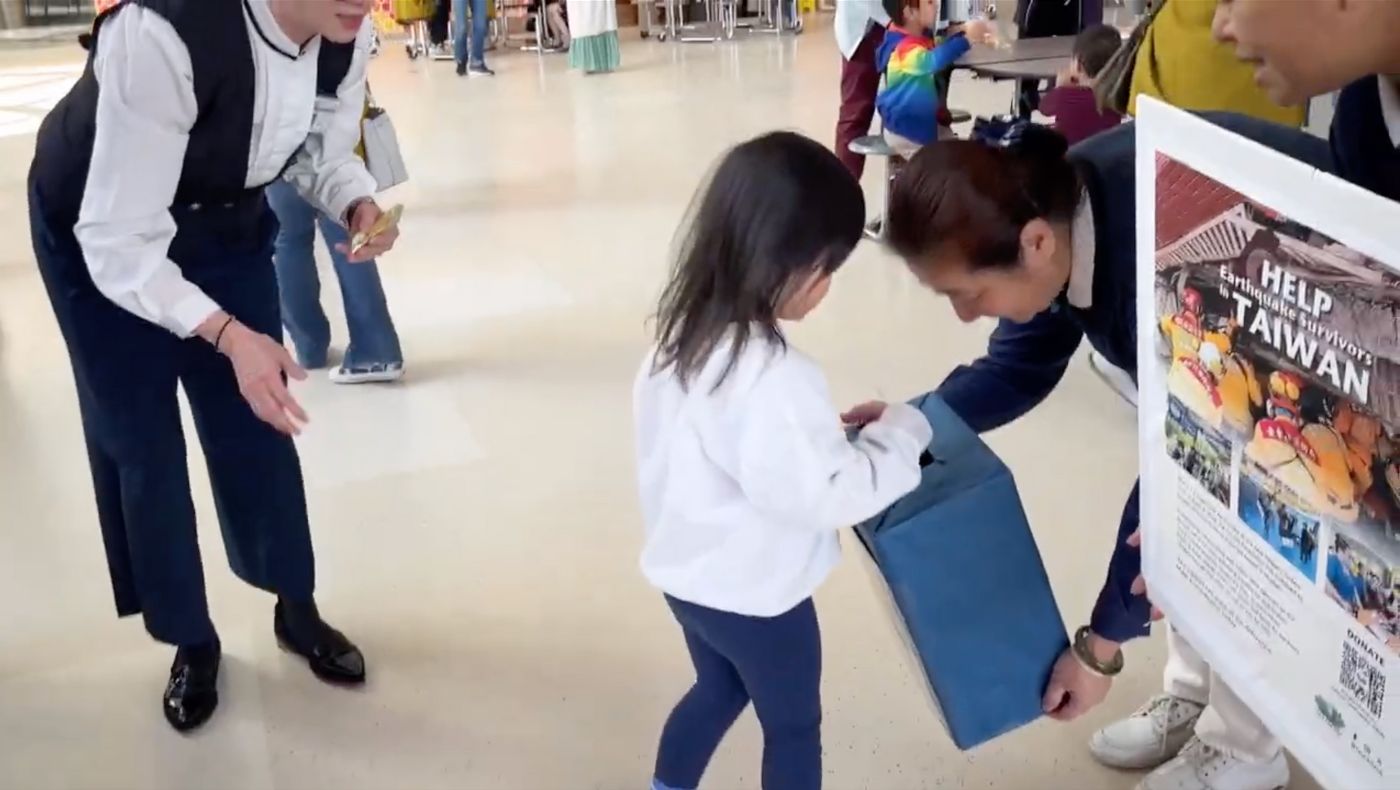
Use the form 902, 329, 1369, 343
875, 28, 970, 146
933, 113, 1333, 643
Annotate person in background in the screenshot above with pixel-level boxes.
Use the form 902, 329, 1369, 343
28, 0, 398, 734
638, 132, 930, 790
1128, 0, 1303, 127
1085, 3, 1400, 789
537, 0, 570, 51
876, 0, 988, 159
428, 0, 452, 58
1038, 24, 1123, 145
566, 0, 619, 73
833, 0, 891, 178
453, 0, 493, 76
1013, 0, 1103, 116
265, 174, 404, 383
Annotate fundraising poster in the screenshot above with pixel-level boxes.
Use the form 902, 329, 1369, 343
1136, 98, 1400, 789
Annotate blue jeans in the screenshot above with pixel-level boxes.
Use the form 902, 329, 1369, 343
453, 0, 488, 67
655, 596, 822, 790
265, 181, 402, 370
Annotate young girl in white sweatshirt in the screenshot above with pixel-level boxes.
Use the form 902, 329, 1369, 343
634, 131, 933, 790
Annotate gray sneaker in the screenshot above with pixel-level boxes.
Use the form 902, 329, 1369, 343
1090, 694, 1206, 771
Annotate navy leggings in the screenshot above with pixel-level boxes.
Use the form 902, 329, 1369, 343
654, 595, 822, 790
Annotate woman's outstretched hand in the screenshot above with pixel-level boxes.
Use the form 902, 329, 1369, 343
216, 320, 309, 436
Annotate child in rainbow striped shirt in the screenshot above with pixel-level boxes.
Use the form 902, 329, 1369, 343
875, 0, 991, 158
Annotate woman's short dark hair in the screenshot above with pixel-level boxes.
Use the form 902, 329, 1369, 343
885, 126, 1082, 271
652, 131, 865, 390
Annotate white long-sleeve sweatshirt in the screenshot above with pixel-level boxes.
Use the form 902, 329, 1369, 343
634, 329, 932, 617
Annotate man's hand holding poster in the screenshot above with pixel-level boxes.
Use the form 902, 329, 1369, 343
1136, 98, 1399, 789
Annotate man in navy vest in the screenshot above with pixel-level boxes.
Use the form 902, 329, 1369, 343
1087, 3, 1400, 790
1214, 0, 1400, 204
28, 0, 399, 732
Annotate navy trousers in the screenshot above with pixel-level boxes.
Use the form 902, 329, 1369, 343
29, 184, 316, 647
655, 595, 823, 790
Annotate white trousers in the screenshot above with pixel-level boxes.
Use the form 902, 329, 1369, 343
1166, 627, 1281, 762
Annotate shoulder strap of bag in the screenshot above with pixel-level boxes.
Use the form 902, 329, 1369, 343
1092, 0, 1165, 114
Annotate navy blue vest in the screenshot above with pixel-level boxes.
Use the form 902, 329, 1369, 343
1063, 111, 1337, 381
1331, 76, 1400, 204
31, 0, 354, 222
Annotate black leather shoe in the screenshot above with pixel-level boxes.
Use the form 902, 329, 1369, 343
163, 641, 220, 733
274, 600, 366, 685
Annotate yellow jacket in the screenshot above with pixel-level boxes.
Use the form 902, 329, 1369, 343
1128, 0, 1306, 127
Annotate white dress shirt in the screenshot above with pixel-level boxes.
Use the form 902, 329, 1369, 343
74, 0, 378, 338
834, 0, 890, 60
1065, 191, 1097, 309
1378, 75, 1400, 149
634, 330, 933, 617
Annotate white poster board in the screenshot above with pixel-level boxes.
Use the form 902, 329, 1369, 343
1135, 97, 1400, 789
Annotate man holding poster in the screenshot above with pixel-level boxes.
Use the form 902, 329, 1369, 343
1093, 3, 1400, 790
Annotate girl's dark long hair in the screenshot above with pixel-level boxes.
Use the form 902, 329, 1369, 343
651, 131, 865, 390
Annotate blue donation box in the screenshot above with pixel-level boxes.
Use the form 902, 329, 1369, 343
854, 393, 1069, 750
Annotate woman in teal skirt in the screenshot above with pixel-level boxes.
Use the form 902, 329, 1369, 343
566, 0, 620, 73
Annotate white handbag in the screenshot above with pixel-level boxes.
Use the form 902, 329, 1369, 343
361, 89, 408, 192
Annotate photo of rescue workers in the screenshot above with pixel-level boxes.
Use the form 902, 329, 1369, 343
1152, 155, 1400, 655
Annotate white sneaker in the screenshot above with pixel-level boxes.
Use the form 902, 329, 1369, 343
329, 362, 404, 385
1138, 737, 1289, 790
1090, 694, 1205, 770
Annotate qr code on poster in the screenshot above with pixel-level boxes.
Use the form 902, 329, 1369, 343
1341, 639, 1386, 719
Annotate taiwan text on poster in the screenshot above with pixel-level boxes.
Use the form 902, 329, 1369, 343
1135, 98, 1399, 789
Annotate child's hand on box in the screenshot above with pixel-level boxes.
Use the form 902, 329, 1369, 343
841, 400, 888, 429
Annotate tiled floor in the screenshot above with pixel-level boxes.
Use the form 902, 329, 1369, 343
0, 19, 1318, 790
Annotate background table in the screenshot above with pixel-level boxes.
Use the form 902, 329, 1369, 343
971, 57, 1070, 81
958, 36, 1077, 68
957, 36, 1077, 118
